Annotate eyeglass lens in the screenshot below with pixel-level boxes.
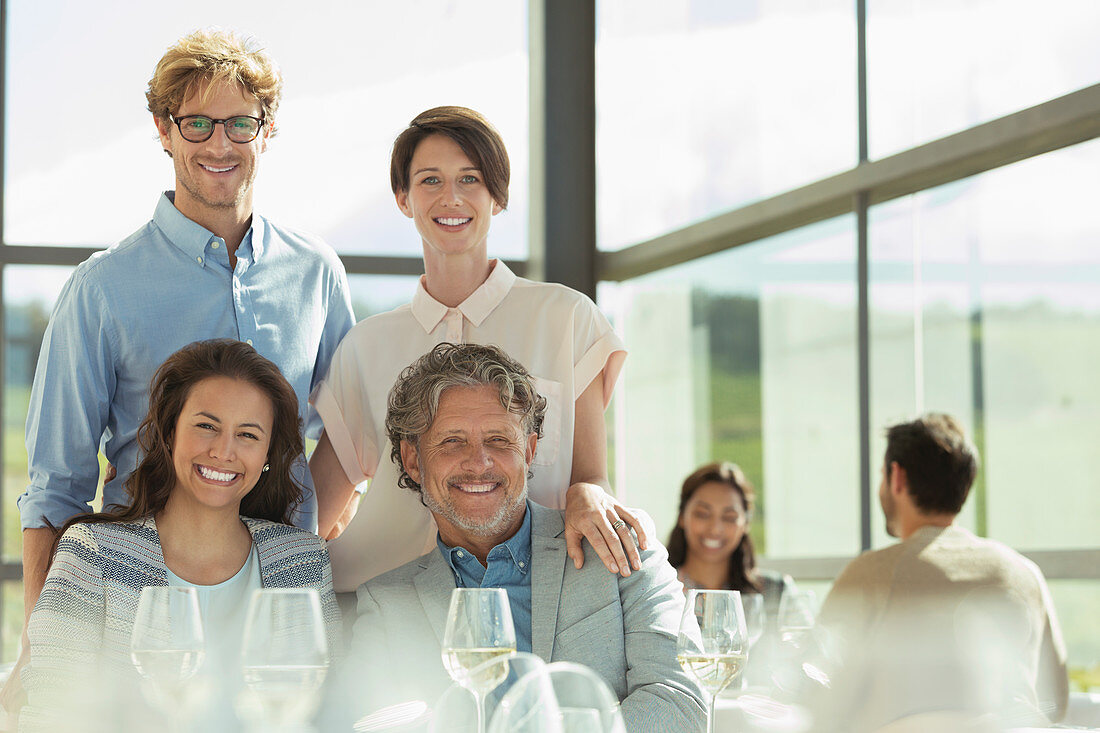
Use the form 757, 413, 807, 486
178, 116, 261, 143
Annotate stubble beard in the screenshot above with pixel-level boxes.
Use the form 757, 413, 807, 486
422, 470, 529, 538
176, 155, 253, 211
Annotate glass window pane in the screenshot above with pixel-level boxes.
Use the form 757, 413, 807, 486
1048, 579, 1100, 693
868, 0, 1100, 159
346, 275, 420, 323
596, 0, 856, 252
599, 216, 858, 558
869, 139, 1100, 551
4, 2, 528, 258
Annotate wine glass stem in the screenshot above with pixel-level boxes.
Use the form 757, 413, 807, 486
707, 693, 716, 733
473, 690, 486, 733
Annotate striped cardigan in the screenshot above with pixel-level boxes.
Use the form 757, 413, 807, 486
20, 516, 341, 732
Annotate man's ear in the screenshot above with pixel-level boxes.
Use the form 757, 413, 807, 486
524, 432, 537, 466
889, 461, 908, 496
259, 123, 272, 154
154, 115, 172, 155
400, 440, 422, 484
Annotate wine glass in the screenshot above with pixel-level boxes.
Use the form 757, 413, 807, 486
743, 593, 766, 648
777, 590, 816, 650
238, 588, 330, 732
441, 588, 517, 733
130, 586, 206, 729
677, 589, 748, 733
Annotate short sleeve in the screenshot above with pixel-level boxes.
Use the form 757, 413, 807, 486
571, 297, 627, 406
310, 331, 380, 486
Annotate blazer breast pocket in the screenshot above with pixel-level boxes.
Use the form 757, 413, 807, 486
531, 376, 562, 467
554, 599, 624, 649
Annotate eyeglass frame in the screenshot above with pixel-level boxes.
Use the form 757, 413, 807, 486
169, 114, 267, 143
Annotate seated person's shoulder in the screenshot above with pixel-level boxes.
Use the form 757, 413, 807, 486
357, 551, 433, 603
67, 518, 152, 547
243, 517, 326, 551
572, 507, 675, 579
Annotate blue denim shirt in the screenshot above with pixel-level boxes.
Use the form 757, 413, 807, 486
437, 502, 534, 653
19, 192, 355, 531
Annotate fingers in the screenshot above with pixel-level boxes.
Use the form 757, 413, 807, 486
564, 528, 586, 570
608, 508, 643, 572
615, 505, 649, 551
589, 517, 626, 575
566, 513, 625, 575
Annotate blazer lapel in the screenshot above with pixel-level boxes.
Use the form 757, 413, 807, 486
529, 504, 567, 661
413, 550, 457, 644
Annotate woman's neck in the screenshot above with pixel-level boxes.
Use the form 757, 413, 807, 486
680, 556, 731, 591
422, 251, 494, 308
156, 496, 252, 585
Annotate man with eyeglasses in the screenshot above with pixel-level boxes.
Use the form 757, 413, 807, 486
5, 28, 354, 715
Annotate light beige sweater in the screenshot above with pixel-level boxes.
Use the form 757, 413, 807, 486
817, 525, 1068, 730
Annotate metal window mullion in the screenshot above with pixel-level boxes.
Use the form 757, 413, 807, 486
1, 0, 10, 654
856, 0, 872, 553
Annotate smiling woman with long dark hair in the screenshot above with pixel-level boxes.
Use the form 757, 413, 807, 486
19, 339, 340, 731
668, 461, 795, 620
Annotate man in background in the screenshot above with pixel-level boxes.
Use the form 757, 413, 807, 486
818, 413, 1068, 730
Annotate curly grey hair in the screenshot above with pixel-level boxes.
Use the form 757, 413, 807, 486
386, 342, 547, 493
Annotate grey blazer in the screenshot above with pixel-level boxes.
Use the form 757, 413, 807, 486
341, 503, 705, 731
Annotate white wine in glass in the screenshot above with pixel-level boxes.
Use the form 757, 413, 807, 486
441, 588, 517, 733
239, 588, 330, 730
130, 586, 206, 728
677, 589, 748, 733
677, 650, 748, 695
441, 646, 514, 692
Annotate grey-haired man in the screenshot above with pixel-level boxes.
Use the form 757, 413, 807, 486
338, 342, 705, 731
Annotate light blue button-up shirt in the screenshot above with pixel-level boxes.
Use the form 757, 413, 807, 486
19, 192, 355, 531
437, 502, 534, 653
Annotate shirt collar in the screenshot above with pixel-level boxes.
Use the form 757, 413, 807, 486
153, 191, 262, 267
437, 500, 533, 575
410, 259, 517, 334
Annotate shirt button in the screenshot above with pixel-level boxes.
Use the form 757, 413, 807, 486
196, 256, 203, 264
457, 551, 465, 558
211, 241, 220, 249
519, 561, 525, 568
246, 339, 253, 346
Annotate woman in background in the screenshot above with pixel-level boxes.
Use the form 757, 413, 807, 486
668, 461, 795, 618
20, 339, 340, 731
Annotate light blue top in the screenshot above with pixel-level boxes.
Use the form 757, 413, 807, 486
437, 502, 534, 653
19, 192, 355, 532
166, 544, 263, 673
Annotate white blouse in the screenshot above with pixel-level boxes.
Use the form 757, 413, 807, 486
312, 260, 627, 590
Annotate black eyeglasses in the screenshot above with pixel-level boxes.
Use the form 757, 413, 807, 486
170, 114, 265, 143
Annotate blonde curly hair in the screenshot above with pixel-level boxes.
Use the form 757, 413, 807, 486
146, 28, 282, 135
